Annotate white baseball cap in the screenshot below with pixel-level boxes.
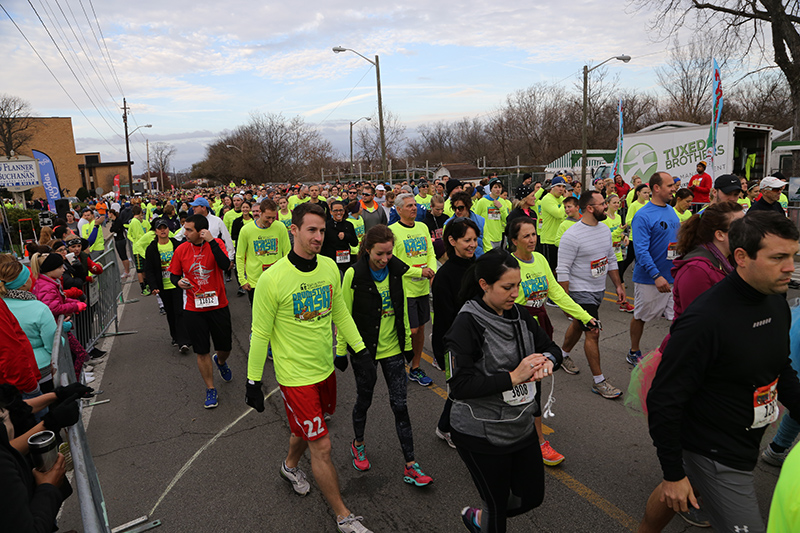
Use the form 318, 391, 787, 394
759, 176, 787, 190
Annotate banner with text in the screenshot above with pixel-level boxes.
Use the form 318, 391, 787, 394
31, 150, 62, 211
706, 59, 723, 178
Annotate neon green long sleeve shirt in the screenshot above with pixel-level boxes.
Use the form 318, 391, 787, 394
389, 221, 437, 298
247, 256, 365, 387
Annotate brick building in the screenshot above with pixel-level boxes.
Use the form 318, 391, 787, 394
5, 117, 129, 198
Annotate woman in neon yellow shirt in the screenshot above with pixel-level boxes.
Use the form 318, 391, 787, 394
347, 202, 365, 256
508, 216, 596, 468
339, 225, 433, 486
672, 188, 694, 223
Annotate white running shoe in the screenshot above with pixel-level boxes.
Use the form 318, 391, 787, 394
337, 514, 373, 533
280, 462, 310, 496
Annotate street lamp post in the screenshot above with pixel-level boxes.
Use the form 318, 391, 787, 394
349, 117, 371, 176
581, 55, 631, 189
124, 120, 152, 193
333, 46, 388, 182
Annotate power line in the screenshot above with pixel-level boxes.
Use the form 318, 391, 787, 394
318, 64, 376, 125
26, 0, 123, 137
85, 0, 124, 97
0, 2, 118, 151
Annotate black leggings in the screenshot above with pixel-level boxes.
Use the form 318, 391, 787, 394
114, 239, 128, 261
351, 352, 415, 463
457, 439, 545, 533
159, 288, 190, 346
617, 242, 636, 279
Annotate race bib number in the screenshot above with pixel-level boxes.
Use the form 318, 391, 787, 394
488, 208, 501, 220
590, 256, 608, 278
194, 291, 219, 309
751, 378, 779, 429
613, 241, 622, 255
336, 250, 350, 264
526, 290, 548, 308
667, 242, 678, 261
262, 263, 272, 271
161, 268, 170, 279
502, 382, 535, 406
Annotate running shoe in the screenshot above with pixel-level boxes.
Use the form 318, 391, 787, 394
619, 301, 635, 313
237, 286, 246, 296
403, 462, 433, 486
408, 367, 433, 386
171, 339, 178, 347
762, 443, 790, 466
545, 298, 558, 308
626, 350, 643, 366
337, 514, 372, 533
350, 441, 370, 471
431, 357, 443, 372
267, 344, 273, 361
141, 287, 151, 296
159, 307, 166, 315
84, 374, 96, 384
436, 427, 456, 449
540, 440, 565, 466
280, 461, 310, 496
204, 388, 218, 409
180, 344, 190, 354
677, 507, 711, 528
560, 356, 580, 375
592, 379, 622, 399
213, 353, 232, 382
460, 507, 481, 533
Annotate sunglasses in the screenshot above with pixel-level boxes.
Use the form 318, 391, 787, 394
454, 205, 467, 211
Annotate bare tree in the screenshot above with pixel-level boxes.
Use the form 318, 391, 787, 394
150, 142, 176, 189
354, 110, 406, 168
727, 70, 794, 130
631, 0, 800, 173
0, 95, 36, 157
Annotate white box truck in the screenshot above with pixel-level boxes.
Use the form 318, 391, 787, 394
593, 121, 773, 185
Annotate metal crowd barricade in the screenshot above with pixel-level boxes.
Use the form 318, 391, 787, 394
73, 246, 136, 351
52, 316, 113, 533
52, 318, 160, 533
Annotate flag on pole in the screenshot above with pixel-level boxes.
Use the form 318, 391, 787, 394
113, 174, 120, 202
611, 99, 624, 179
706, 58, 723, 178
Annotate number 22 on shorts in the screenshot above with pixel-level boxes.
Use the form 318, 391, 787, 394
303, 416, 324, 438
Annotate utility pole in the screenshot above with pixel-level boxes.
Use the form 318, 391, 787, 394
123, 98, 132, 194
146, 139, 151, 191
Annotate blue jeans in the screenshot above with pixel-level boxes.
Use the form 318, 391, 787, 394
774, 412, 800, 449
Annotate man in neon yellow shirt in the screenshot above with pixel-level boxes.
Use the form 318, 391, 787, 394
414, 181, 432, 211
287, 185, 310, 211
555, 196, 580, 246
389, 193, 436, 387
538, 177, 568, 271
80, 210, 106, 259
236, 198, 290, 305
126, 205, 151, 295
245, 202, 374, 533
473, 177, 508, 250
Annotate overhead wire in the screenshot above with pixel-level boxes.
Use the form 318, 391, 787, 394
0, 2, 118, 151
85, 0, 124, 97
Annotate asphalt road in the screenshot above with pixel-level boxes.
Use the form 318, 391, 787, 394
57, 270, 795, 533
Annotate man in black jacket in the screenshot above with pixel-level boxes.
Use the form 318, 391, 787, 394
639, 211, 800, 533
321, 201, 358, 276
747, 175, 787, 216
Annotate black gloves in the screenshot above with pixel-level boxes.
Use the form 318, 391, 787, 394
245, 380, 265, 412
42, 394, 80, 432
334, 356, 349, 372
55, 383, 94, 401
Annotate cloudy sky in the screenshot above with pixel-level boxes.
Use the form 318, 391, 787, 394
0, 0, 771, 174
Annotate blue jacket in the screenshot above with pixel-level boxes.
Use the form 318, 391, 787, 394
3, 296, 58, 371
388, 204, 427, 225
445, 211, 486, 258
632, 203, 681, 284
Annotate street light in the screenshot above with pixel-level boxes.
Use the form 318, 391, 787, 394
124, 123, 151, 194
581, 55, 631, 189
349, 117, 371, 175
333, 46, 387, 181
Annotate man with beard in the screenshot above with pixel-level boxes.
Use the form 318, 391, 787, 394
555, 191, 627, 398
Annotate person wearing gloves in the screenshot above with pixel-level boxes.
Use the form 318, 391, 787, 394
29, 253, 90, 382
321, 200, 359, 278
245, 203, 375, 533
0, 382, 92, 533
337, 225, 432, 486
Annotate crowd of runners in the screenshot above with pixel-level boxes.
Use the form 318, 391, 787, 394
1, 165, 800, 532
